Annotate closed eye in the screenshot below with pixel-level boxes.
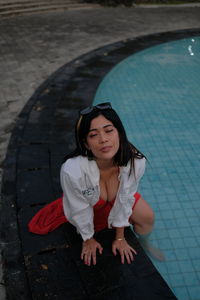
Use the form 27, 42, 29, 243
88, 133, 97, 138
105, 129, 114, 133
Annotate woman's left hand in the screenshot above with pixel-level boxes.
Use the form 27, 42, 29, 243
112, 239, 137, 264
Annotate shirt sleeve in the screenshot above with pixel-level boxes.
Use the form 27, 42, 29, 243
108, 157, 146, 228
60, 164, 94, 241
135, 157, 146, 182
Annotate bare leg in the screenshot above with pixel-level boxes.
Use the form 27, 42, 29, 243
129, 196, 165, 261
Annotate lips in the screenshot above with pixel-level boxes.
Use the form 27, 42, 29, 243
100, 146, 112, 152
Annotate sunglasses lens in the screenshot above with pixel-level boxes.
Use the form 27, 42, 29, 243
96, 102, 111, 109
80, 106, 93, 115
79, 102, 112, 116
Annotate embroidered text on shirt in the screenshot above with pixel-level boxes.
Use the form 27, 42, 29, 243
82, 188, 95, 197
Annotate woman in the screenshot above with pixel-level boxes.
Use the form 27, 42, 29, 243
60, 102, 164, 266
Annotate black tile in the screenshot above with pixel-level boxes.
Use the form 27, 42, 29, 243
17, 169, 54, 208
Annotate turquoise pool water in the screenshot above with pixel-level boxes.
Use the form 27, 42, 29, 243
93, 37, 200, 300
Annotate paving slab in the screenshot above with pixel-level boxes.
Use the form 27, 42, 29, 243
0, 4, 200, 300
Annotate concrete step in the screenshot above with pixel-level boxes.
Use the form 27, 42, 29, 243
0, 0, 83, 4
0, 1, 86, 11
0, 0, 99, 17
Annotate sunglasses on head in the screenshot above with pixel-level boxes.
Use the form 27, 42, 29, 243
79, 102, 112, 116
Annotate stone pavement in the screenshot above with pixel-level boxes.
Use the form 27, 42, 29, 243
0, 0, 99, 18
0, 3, 200, 299
1, 4, 200, 184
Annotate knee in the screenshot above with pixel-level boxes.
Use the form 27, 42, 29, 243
144, 208, 155, 226
135, 209, 155, 233
130, 197, 155, 228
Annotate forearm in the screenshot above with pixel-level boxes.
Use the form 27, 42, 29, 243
115, 227, 125, 240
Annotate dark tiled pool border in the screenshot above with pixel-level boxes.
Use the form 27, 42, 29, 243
1, 28, 200, 299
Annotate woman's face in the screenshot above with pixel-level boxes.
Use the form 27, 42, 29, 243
85, 114, 120, 162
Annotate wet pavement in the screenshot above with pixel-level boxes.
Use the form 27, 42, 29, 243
0, 3, 200, 299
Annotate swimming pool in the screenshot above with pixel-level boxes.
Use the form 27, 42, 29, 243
93, 36, 200, 300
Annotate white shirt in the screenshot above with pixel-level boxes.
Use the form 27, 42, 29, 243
60, 155, 146, 241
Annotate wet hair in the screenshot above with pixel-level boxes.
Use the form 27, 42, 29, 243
64, 105, 145, 171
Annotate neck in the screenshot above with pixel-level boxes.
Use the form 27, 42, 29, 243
96, 159, 115, 170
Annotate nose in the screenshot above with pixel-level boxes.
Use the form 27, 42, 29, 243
99, 132, 108, 143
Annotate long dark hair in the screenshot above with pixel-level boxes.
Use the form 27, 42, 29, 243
63, 105, 145, 171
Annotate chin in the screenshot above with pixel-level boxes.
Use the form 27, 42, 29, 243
97, 152, 116, 161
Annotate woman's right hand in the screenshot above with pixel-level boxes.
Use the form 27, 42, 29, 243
81, 237, 103, 266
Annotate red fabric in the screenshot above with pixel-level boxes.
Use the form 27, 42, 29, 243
28, 193, 141, 235
93, 198, 115, 232
28, 197, 67, 235
94, 192, 141, 232
132, 192, 141, 209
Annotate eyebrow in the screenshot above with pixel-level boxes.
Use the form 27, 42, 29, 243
89, 124, 113, 132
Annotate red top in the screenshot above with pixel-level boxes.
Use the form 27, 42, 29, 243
93, 198, 115, 232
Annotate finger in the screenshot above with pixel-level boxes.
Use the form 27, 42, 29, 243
120, 252, 125, 264
128, 250, 134, 262
126, 250, 134, 264
81, 250, 86, 260
84, 253, 91, 266
84, 253, 88, 265
129, 246, 137, 255
97, 245, 103, 254
92, 252, 96, 265
125, 252, 131, 264
112, 246, 117, 256
87, 253, 91, 266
